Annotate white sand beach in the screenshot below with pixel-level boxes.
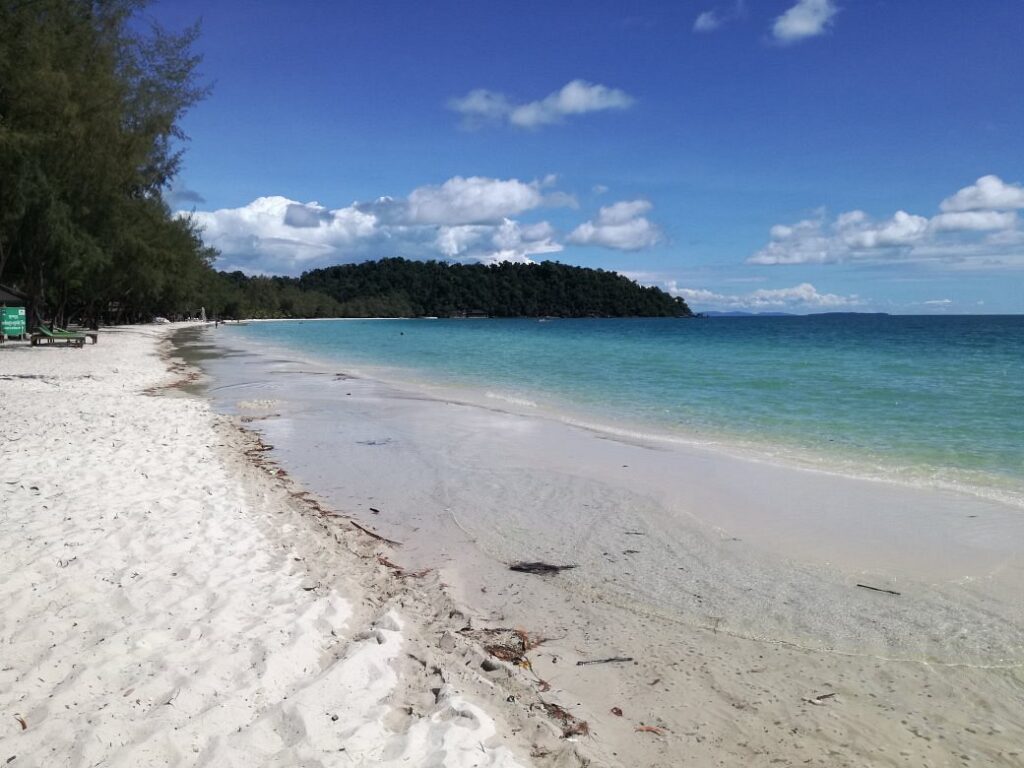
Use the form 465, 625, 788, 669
3, 324, 1024, 768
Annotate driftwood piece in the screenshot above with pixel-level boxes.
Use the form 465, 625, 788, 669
576, 656, 634, 666
856, 583, 901, 596
509, 561, 577, 575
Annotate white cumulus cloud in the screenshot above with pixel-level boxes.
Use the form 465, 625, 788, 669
188, 196, 379, 274
182, 176, 574, 275
939, 175, 1024, 212
841, 210, 929, 249
929, 210, 1018, 232
434, 219, 562, 263
449, 80, 633, 129
694, 10, 723, 32
567, 200, 662, 251
406, 176, 554, 225
772, 0, 838, 44
749, 175, 1024, 269
666, 281, 860, 311
693, 2, 746, 33
444, 89, 511, 125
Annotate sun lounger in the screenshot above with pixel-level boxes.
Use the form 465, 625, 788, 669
63, 326, 99, 344
31, 326, 87, 348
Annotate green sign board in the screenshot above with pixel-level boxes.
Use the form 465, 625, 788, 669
1, 306, 26, 336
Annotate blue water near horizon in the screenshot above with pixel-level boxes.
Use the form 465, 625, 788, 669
223, 315, 1024, 508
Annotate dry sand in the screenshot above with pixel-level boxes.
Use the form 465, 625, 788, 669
4, 324, 1023, 768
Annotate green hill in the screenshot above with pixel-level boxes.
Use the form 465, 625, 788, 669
288, 258, 690, 318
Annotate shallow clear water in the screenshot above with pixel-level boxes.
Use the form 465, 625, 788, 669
223, 315, 1024, 506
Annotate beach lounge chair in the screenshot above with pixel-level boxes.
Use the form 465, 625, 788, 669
64, 326, 99, 344
31, 326, 87, 348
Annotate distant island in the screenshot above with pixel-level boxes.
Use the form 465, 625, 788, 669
214, 258, 692, 320
702, 311, 796, 317
702, 310, 891, 318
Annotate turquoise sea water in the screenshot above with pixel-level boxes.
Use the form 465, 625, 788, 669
224, 316, 1024, 507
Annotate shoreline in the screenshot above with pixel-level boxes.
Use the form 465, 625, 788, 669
210, 318, 1024, 514
191, 323, 1024, 587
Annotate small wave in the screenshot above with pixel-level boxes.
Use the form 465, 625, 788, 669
484, 391, 538, 408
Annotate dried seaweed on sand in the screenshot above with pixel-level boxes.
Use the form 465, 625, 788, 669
351, 520, 402, 546
376, 553, 431, 578
462, 627, 546, 667
542, 702, 590, 738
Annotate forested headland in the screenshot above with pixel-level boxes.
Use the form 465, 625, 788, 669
0, 1, 689, 325
288, 258, 689, 318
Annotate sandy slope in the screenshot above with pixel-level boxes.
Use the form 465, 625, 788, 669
0, 327, 536, 768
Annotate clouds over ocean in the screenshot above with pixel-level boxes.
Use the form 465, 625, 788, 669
749, 176, 1024, 270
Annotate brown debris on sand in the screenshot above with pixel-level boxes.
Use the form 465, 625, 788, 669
635, 724, 666, 736
856, 583, 901, 596
509, 561, 577, 575
576, 656, 633, 666
351, 520, 402, 546
466, 627, 546, 667
376, 553, 431, 579
542, 702, 590, 738
802, 692, 838, 705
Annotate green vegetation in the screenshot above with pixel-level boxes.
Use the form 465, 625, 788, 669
0, 0, 215, 325
0, 1, 689, 324
203, 258, 690, 319
293, 258, 691, 318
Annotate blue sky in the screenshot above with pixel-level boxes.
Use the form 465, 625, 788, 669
151, 0, 1024, 313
